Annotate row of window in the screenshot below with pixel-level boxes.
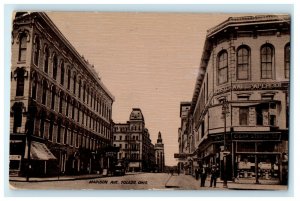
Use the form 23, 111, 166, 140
38, 117, 110, 149
38, 111, 111, 140
113, 135, 139, 141
31, 78, 111, 122
18, 32, 111, 116
117, 153, 140, 160
113, 143, 140, 150
217, 43, 290, 84
114, 125, 143, 132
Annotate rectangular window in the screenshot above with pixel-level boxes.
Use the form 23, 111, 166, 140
201, 121, 205, 138
16, 75, 24, 96
270, 115, 276, 126
239, 107, 249, 125
19, 34, 27, 61
49, 121, 53, 141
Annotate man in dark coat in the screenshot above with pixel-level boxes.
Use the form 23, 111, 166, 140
200, 166, 207, 187
210, 165, 218, 188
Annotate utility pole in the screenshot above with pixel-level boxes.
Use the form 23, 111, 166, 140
222, 100, 229, 188
25, 105, 36, 182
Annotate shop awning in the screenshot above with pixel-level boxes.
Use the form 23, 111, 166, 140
24, 141, 57, 160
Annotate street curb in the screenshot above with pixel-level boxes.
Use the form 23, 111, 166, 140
9, 176, 104, 182
164, 175, 180, 188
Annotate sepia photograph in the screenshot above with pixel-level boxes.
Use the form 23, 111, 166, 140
8, 11, 290, 191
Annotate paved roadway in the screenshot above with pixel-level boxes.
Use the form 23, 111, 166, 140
10, 173, 171, 190
9, 172, 288, 191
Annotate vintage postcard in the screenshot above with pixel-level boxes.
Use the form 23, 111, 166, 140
9, 11, 290, 190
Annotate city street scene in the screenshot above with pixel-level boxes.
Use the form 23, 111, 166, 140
9, 12, 290, 191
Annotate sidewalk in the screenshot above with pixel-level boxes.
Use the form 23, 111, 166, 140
9, 171, 146, 182
165, 174, 288, 190
9, 174, 104, 182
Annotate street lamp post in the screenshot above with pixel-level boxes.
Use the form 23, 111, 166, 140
222, 99, 229, 188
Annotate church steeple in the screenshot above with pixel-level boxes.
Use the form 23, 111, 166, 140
157, 131, 162, 143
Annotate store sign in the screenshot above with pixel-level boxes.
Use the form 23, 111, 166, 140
215, 82, 289, 95
174, 153, 191, 158
232, 133, 280, 141
10, 155, 21, 160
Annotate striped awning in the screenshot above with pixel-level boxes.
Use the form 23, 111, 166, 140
24, 141, 56, 160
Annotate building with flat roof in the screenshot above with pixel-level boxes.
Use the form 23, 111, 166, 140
10, 12, 115, 177
177, 15, 290, 184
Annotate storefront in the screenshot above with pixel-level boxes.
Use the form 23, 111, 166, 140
232, 132, 282, 181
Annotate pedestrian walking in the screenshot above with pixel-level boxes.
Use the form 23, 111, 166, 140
200, 166, 207, 187
195, 168, 199, 180
210, 165, 218, 188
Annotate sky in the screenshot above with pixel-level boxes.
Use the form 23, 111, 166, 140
47, 12, 245, 166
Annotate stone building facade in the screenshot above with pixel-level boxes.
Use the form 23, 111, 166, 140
10, 12, 115, 177
178, 15, 290, 184
113, 108, 155, 172
176, 102, 194, 174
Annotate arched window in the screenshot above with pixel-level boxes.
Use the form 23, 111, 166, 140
64, 125, 68, 144
59, 91, 64, 113
217, 50, 228, 84
44, 46, 49, 73
57, 120, 61, 143
72, 102, 75, 119
67, 68, 71, 90
78, 79, 81, 98
31, 78, 37, 100
284, 43, 290, 78
73, 74, 77, 94
39, 111, 46, 138
53, 54, 58, 80
41, 80, 47, 105
66, 97, 69, 117
90, 91, 93, 107
86, 87, 89, 105
16, 68, 25, 96
49, 118, 54, 141
60, 61, 65, 85
51, 86, 56, 110
18, 32, 27, 61
83, 84, 86, 102
237, 46, 250, 80
261, 44, 274, 79
33, 36, 40, 66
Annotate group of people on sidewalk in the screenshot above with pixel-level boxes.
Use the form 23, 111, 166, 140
195, 165, 219, 188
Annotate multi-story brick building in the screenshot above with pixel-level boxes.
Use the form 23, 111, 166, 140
10, 12, 115, 177
176, 102, 194, 174
178, 15, 290, 184
113, 108, 155, 172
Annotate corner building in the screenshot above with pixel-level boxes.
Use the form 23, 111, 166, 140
185, 15, 290, 184
10, 12, 115, 176
113, 108, 155, 172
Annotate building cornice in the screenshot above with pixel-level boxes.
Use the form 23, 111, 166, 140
190, 14, 290, 112
15, 12, 115, 102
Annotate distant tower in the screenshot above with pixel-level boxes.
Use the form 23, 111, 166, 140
155, 131, 165, 172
